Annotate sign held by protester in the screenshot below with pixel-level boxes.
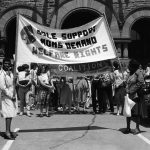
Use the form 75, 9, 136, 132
16, 14, 116, 65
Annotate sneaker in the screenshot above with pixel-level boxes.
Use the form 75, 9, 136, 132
18, 112, 23, 116
46, 113, 50, 117
39, 113, 44, 117
117, 112, 120, 116
27, 113, 31, 117
117, 110, 120, 116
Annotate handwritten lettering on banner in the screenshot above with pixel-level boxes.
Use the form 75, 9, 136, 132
16, 14, 116, 65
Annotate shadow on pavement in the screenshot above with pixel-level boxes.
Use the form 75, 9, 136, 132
119, 128, 146, 134
19, 126, 116, 133
0, 132, 5, 138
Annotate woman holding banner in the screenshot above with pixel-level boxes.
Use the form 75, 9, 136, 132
123, 59, 145, 134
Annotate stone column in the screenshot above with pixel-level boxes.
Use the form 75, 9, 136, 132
0, 37, 6, 58
123, 43, 128, 58
116, 43, 122, 58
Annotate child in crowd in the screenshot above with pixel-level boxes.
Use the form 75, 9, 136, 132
37, 65, 54, 117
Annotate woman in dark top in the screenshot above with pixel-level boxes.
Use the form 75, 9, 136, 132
124, 59, 145, 134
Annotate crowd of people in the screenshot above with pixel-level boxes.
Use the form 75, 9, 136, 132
15, 62, 128, 117
1, 58, 150, 139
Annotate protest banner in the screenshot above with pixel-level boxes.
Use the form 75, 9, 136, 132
15, 14, 117, 77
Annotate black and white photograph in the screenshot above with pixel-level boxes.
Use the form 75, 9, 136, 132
0, 0, 150, 150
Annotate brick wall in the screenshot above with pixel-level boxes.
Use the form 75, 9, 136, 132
0, 0, 55, 17
1, 0, 150, 23
113, 0, 150, 21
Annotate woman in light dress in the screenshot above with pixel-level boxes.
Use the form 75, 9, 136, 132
113, 61, 126, 115
0, 59, 18, 140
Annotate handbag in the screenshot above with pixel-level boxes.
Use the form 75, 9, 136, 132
123, 94, 136, 117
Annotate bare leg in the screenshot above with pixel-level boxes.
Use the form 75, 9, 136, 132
62, 104, 65, 113
117, 104, 120, 115
4, 118, 17, 139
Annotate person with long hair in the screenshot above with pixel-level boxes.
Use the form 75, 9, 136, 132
0, 58, 18, 139
17, 64, 32, 117
123, 59, 145, 134
37, 65, 54, 117
113, 61, 126, 115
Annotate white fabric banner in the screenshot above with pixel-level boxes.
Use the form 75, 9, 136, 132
16, 14, 117, 65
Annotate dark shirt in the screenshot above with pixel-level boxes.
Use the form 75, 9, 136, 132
126, 69, 145, 99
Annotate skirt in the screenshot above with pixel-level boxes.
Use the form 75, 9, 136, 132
1, 98, 18, 118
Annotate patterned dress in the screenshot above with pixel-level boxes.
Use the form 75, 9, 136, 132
38, 73, 50, 104
0, 70, 18, 118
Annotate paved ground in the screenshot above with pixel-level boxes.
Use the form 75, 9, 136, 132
0, 109, 150, 150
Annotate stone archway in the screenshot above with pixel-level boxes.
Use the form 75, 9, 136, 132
0, 7, 42, 58
128, 18, 150, 65
122, 10, 150, 38
60, 8, 101, 29
50, 0, 120, 38
5, 17, 16, 58
121, 10, 150, 65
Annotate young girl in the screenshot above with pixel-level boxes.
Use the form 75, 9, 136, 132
37, 65, 54, 117
113, 61, 126, 116
17, 64, 32, 117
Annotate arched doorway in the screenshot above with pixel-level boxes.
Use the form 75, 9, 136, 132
128, 18, 150, 66
61, 9, 101, 29
5, 17, 16, 59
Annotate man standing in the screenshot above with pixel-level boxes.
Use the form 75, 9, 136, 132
91, 75, 100, 114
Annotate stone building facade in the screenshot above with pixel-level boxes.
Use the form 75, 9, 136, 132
0, 0, 150, 66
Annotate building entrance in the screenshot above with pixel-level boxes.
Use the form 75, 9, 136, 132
61, 9, 100, 29
5, 17, 16, 59
129, 18, 150, 66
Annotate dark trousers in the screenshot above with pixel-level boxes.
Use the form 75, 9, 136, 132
127, 98, 141, 129
100, 86, 114, 112
98, 88, 107, 113
91, 80, 99, 113
18, 86, 30, 112
50, 90, 58, 110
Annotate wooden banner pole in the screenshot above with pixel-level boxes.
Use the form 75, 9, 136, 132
102, 13, 125, 79
13, 12, 19, 97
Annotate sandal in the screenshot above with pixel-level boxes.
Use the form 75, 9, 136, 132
19, 112, 23, 116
